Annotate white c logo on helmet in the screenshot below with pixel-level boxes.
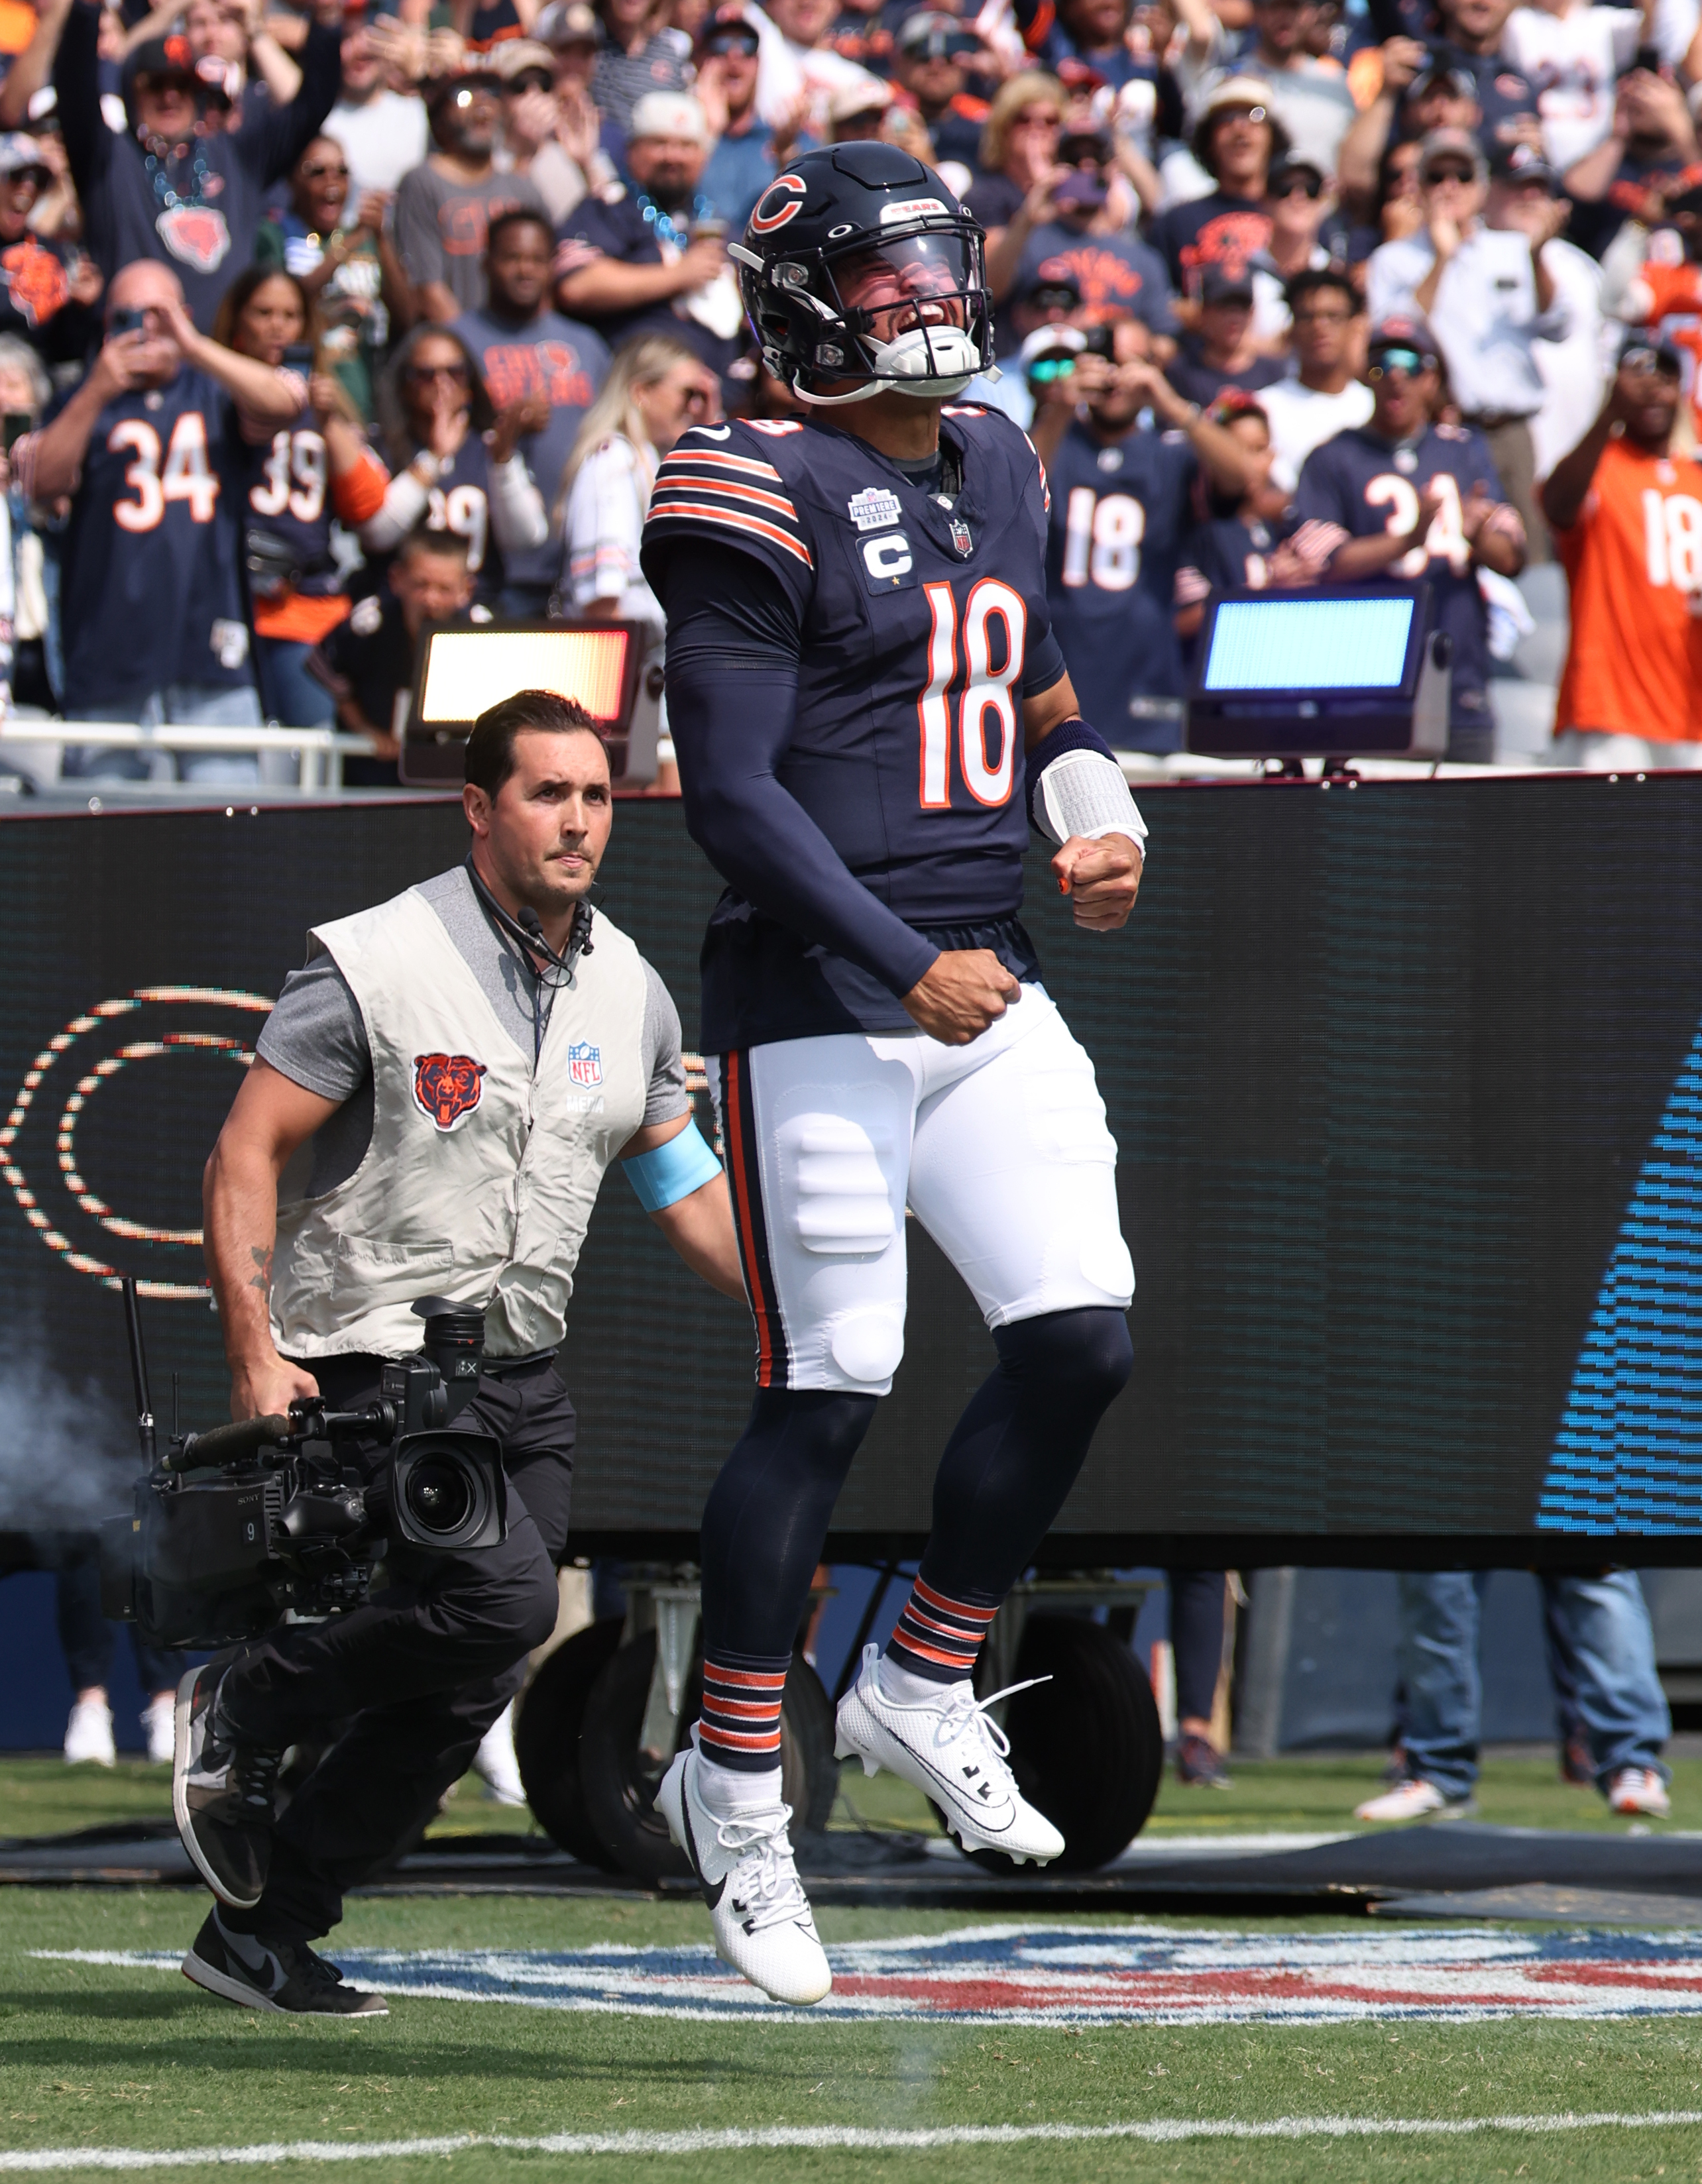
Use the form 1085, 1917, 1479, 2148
750, 174, 808, 234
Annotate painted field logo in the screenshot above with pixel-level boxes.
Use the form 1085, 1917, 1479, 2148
413, 1052, 487, 1130
51, 1925, 1702, 2026
567, 1041, 602, 1088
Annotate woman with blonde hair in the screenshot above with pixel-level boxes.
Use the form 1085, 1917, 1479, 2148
969, 71, 1068, 241
559, 332, 717, 791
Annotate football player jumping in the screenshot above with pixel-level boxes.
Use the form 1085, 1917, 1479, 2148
641, 142, 1164, 2008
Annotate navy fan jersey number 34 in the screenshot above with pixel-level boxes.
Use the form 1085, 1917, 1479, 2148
642, 408, 1059, 929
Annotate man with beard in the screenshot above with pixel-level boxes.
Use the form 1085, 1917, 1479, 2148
553, 91, 741, 377
396, 66, 548, 323
36, 0, 339, 329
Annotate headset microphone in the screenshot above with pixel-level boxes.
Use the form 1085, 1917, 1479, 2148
465, 857, 595, 980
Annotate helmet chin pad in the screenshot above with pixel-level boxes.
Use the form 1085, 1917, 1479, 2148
794, 321, 980, 406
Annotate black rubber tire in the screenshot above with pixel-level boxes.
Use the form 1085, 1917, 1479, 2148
779, 1653, 840, 1834
514, 1615, 626, 1869
579, 1629, 697, 1881
580, 1639, 842, 1882
965, 1613, 1164, 1875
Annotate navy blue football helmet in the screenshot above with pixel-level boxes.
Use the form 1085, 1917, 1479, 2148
730, 140, 995, 406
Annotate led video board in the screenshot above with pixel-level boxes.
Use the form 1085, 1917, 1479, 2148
0, 781, 1697, 1564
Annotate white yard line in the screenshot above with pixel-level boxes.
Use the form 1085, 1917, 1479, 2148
7, 2111, 1702, 2170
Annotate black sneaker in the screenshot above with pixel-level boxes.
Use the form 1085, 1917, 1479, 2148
1176, 1731, 1232, 1788
172, 1662, 282, 1909
182, 1910, 387, 2017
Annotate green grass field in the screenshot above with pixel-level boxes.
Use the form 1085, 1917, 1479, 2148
5, 1752, 1702, 2182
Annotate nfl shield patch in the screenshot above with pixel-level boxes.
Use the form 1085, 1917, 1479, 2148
567, 1041, 603, 1087
950, 518, 973, 555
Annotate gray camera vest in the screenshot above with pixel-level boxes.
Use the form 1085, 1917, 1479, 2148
268, 884, 648, 1360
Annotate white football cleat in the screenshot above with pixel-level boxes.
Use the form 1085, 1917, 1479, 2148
1607, 1766, 1671, 1819
833, 1644, 1064, 1864
471, 1700, 527, 1807
655, 1739, 831, 2006
64, 1696, 115, 1767
141, 1694, 176, 1767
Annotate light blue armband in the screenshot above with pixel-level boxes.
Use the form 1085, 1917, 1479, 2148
624, 1119, 722, 1213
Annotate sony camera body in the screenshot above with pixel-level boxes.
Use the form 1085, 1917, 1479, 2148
100, 1294, 506, 1649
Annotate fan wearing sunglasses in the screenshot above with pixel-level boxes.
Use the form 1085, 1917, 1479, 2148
1290, 311, 1524, 763
361, 321, 549, 602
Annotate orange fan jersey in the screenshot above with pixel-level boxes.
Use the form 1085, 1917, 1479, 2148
1554, 434, 1702, 743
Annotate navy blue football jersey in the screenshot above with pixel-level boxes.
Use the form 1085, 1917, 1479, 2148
1177, 510, 1290, 600
365, 433, 507, 604
1294, 421, 1514, 743
1043, 417, 1197, 751
641, 406, 1063, 1045
237, 421, 338, 592
56, 364, 255, 714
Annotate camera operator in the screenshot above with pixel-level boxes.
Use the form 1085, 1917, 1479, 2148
180, 689, 743, 2016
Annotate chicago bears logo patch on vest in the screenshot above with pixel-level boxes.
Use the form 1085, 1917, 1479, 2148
413, 1052, 488, 1130
567, 1041, 602, 1087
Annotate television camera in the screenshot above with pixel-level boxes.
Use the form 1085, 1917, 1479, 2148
100, 1282, 507, 1649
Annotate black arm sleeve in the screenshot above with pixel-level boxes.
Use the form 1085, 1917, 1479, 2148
251, 20, 342, 186
656, 543, 940, 1001
54, 3, 103, 205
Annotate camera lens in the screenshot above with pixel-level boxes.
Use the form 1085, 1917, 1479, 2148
403, 1454, 476, 1537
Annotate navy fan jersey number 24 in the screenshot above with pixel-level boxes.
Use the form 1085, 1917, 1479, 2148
642, 408, 1060, 931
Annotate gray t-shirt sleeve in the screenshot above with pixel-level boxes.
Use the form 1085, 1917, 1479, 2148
640, 957, 691, 1130
393, 166, 447, 288
255, 950, 372, 1102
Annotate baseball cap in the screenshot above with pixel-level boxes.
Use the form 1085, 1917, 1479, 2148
122, 34, 198, 91
826, 77, 889, 124
1619, 329, 1683, 375
1410, 52, 1477, 99
696, 5, 760, 53
1200, 74, 1275, 121
1267, 152, 1324, 192
1020, 323, 1086, 364
1418, 125, 1487, 179
628, 90, 711, 144
532, 0, 604, 48
1201, 264, 1255, 303
1489, 138, 1560, 190
0, 131, 49, 178
1054, 56, 1107, 95
1020, 266, 1082, 310
1367, 313, 1439, 363
897, 9, 976, 55
487, 38, 557, 82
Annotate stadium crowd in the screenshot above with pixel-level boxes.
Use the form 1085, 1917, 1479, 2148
0, 0, 1689, 782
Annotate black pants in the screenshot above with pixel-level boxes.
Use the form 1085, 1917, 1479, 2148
11, 1533, 186, 1696
1168, 1569, 1226, 1726
218, 1354, 572, 1945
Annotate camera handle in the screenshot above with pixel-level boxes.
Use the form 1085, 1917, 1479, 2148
119, 1276, 156, 1470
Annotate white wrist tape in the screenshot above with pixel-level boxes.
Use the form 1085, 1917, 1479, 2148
1035, 746, 1149, 854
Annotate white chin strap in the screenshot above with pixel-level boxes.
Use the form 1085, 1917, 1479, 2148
795, 323, 982, 407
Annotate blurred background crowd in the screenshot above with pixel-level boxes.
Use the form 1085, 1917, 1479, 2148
0, 0, 1690, 785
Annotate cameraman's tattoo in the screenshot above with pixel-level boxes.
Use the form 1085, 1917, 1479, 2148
249, 1244, 272, 1296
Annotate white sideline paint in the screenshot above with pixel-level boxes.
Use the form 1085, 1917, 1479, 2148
7, 2111, 1702, 2171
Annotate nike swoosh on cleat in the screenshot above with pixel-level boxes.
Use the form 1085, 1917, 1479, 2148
873, 1729, 1017, 1832
681, 1800, 726, 1907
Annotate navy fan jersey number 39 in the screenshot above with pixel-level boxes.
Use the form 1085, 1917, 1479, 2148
642, 408, 1060, 925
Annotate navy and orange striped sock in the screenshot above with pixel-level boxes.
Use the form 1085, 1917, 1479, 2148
697, 1653, 789, 1773
884, 1575, 997, 1685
